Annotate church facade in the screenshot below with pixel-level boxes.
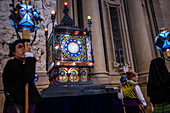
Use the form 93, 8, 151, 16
0, 0, 170, 112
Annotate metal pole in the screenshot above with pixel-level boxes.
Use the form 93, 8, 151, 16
45, 28, 48, 71
23, 41, 29, 113
25, 83, 28, 113
51, 11, 56, 66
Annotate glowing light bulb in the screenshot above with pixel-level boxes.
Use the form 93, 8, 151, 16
51, 10, 55, 15
87, 16, 91, 20
88, 62, 93, 66
57, 62, 60, 65
45, 28, 48, 32
64, 2, 68, 6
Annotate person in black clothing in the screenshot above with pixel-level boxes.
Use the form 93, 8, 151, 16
3, 40, 41, 113
147, 57, 170, 112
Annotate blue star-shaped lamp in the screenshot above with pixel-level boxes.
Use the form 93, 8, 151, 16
155, 27, 170, 57
9, 1, 42, 33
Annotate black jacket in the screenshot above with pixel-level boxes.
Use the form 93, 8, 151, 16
2, 57, 41, 107
147, 57, 170, 104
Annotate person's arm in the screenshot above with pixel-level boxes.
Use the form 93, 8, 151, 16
117, 89, 124, 99
22, 56, 36, 82
25, 52, 34, 58
22, 42, 36, 82
135, 85, 147, 106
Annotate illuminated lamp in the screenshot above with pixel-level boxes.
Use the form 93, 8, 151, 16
57, 62, 60, 65
155, 27, 170, 57
9, 3, 42, 32
9, 0, 42, 44
64, 2, 68, 6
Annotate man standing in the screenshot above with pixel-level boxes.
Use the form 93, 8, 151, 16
117, 74, 147, 113
3, 40, 41, 113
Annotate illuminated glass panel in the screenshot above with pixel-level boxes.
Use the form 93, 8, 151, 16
68, 42, 79, 54
61, 35, 86, 61
86, 36, 92, 61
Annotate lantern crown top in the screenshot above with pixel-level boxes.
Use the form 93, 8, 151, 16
60, 1, 74, 27
20, 0, 31, 5
160, 27, 168, 32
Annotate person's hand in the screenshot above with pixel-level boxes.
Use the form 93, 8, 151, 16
143, 106, 147, 110
141, 105, 147, 110
116, 89, 119, 94
24, 42, 30, 52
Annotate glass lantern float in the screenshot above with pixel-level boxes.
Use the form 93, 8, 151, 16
46, 2, 94, 85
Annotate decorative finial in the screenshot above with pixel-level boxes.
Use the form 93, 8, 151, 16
21, 0, 25, 4
26, 0, 30, 5
160, 27, 167, 32
60, 2, 74, 27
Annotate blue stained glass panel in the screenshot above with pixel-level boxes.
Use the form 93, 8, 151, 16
28, 12, 33, 18
155, 31, 170, 51
27, 5, 33, 10
10, 4, 42, 32
10, 19, 14, 26
20, 4, 27, 10
27, 15, 34, 25
19, 14, 27, 24
21, 22, 32, 26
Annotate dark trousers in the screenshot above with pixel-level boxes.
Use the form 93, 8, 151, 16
125, 106, 140, 113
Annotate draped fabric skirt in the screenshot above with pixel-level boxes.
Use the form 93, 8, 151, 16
35, 93, 124, 113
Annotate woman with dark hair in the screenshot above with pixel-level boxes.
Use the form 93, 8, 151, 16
147, 57, 170, 112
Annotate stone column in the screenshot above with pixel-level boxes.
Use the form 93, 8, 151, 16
126, 0, 154, 112
82, 0, 109, 85
72, 0, 79, 27
126, 0, 153, 74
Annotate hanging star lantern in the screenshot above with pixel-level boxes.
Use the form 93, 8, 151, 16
9, 1, 42, 33
155, 27, 170, 51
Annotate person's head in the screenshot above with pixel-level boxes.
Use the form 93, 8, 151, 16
9, 40, 25, 60
125, 72, 137, 82
120, 76, 127, 86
